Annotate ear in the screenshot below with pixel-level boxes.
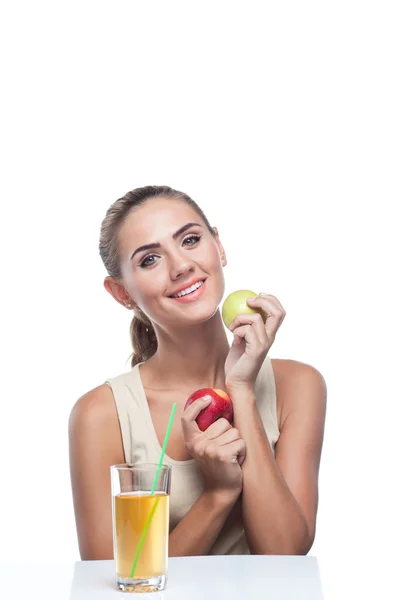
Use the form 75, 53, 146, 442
104, 276, 136, 309
212, 226, 227, 267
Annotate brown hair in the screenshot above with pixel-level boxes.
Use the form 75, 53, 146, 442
99, 185, 216, 367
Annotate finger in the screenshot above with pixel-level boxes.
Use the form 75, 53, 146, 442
181, 396, 212, 436
203, 417, 233, 440
230, 324, 263, 354
212, 427, 241, 446
260, 293, 286, 314
214, 438, 246, 463
246, 295, 286, 339
236, 439, 246, 465
229, 310, 264, 330
249, 294, 286, 323
228, 312, 266, 344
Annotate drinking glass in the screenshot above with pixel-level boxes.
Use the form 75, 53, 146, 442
111, 463, 171, 593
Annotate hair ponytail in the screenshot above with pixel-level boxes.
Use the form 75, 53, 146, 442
129, 307, 158, 367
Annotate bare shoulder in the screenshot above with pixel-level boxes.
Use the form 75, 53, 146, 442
271, 359, 327, 430
69, 383, 116, 427
69, 383, 124, 465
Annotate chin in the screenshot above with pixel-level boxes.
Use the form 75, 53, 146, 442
173, 302, 221, 328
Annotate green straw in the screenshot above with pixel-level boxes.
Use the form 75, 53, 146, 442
130, 402, 176, 579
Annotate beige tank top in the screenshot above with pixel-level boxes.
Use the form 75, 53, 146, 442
105, 356, 280, 555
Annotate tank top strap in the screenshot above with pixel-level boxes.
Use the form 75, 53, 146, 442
105, 362, 160, 465
254, 356, 280, 451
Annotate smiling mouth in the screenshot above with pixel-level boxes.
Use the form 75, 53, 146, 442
168, 279, 206, 299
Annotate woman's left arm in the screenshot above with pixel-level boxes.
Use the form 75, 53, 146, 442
224, 293, 327, 555
228, 364, 327, 555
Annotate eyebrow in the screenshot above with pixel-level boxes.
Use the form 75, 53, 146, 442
130, 222, 203, 261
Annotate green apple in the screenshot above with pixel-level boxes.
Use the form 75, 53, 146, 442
221, 289, 266, 329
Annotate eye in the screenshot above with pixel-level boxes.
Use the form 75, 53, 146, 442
140, 255, 158, 268
183, 234, 201, 246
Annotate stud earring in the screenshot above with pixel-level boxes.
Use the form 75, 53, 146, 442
126, 303, 132, 308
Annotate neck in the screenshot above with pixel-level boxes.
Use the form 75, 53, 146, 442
143, 311, 230, 392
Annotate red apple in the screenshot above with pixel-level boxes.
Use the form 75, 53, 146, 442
184, 388, 233, 431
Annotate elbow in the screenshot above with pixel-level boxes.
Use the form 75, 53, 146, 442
80, 548, 114, 561
292, 530, 314, 556
291, 543, 312, 556
290, 516, 315, 555
78, 539, 114, 561
249, 531, 314, 556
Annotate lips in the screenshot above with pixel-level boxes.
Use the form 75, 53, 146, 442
169, 280, 207, 303
168, 278, 206, 297
170, 279, 205, 298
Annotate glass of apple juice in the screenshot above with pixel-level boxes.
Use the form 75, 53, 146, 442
111, 463, 171, 593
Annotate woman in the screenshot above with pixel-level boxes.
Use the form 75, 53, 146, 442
69, 185, 327, 560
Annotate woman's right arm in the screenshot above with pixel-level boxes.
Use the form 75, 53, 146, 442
69, 385, 125, 560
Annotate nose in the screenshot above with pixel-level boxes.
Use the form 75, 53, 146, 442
168, 248, 196, 281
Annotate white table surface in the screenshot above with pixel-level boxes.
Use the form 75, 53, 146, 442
1, 555, 323, 599
0, 554, 398, 599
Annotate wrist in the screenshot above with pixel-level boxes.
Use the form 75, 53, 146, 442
226, 384, 256, 404
203, 487, 241, 509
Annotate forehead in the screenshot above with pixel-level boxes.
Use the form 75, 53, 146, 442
118, 197, 202, 254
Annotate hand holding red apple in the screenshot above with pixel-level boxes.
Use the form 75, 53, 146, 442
184, 388, 233, 431
223, 292, 286, 392
181, 394, 246, 498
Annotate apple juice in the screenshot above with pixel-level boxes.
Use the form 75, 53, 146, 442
114, 491, 169, 580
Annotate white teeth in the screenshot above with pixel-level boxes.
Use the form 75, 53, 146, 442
171, 280, 204, 298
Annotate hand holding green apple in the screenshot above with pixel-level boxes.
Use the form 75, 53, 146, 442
222, 290, 286, 391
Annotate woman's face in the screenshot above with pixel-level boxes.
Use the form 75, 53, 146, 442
118, 197, 227, 329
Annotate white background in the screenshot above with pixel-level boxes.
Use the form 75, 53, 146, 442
1, 1, 399, 597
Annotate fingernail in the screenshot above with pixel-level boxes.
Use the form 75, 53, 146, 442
247, 297, 255, 303
259, 293, 268, 297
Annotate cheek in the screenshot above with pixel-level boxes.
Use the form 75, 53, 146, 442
202, 244, 222, 268
205, 247, 225, 294
131, 271, 161, 303
143, 278, 165, 300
